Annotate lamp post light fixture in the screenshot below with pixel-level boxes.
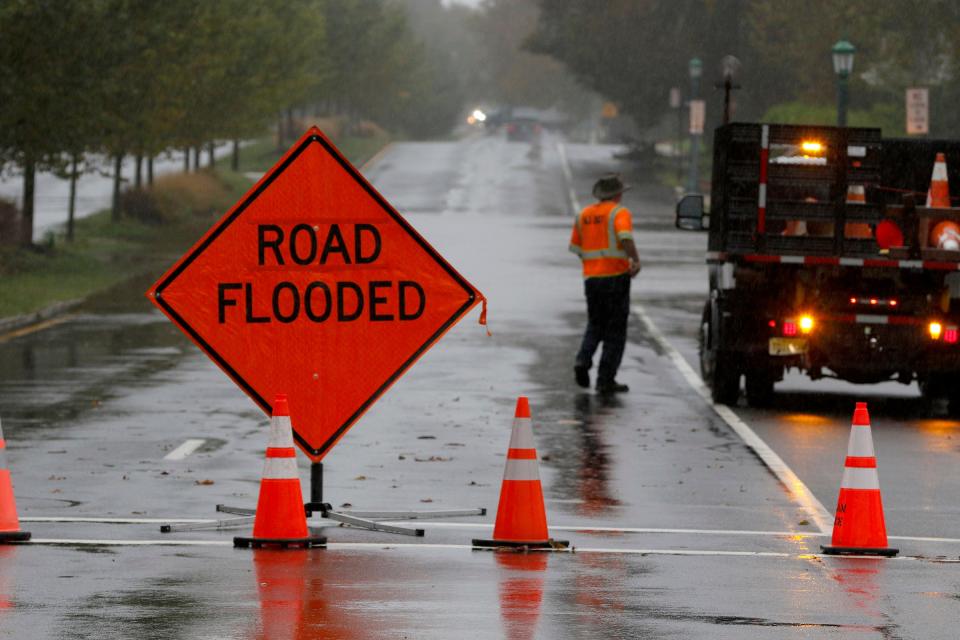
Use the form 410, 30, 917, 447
832, 39, 855, 127
687, 57, 703, 193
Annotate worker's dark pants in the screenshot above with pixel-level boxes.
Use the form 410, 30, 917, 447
575, 274, 631, 384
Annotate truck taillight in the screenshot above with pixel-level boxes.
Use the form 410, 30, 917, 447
783, 321, 797, 336
946, 327, 958, 344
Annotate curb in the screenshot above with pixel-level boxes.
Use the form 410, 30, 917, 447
0, 298, 84, 338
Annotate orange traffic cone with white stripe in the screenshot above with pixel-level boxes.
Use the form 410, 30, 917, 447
844, 185, 873, 239
926, 152, 950, 208
473, 397, 568, 550
924, 152, 960, 249
0, 419, 30, 543
235, 395, 325, 549
821, 402, 898, 556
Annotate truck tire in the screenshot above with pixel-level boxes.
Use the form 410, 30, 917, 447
745, 371, 775, 408
920, 375, 960, 416
699, 303, 740, 405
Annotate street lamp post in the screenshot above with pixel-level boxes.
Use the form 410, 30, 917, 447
687, 57, 703, 194
717, 55, 742, 125
832, 40, 855, 127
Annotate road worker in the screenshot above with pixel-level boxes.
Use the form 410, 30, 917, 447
569, 174, 641, 393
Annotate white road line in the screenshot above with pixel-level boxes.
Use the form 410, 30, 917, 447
555, 142, 582, 213
19, 539, 948, 561
381, 522, 825, 537
29, 539, 233, 546
21, 517, 218, 524
23, 517, 959, 546
163, 439, 206, 461
633, 305, 834, 534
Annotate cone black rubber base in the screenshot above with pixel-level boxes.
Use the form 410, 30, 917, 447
233, 535, 326, 549
820, 545, 898, 557
0, 531, 31, 543
472, 538, 569, 550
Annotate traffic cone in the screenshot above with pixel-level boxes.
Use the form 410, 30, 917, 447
925, 152, 950, 208
821, 402, 898, 556
0, 419, 30, 544
473, 397, 568, 550
844, 185, 873, 239
235, 395, 325, 549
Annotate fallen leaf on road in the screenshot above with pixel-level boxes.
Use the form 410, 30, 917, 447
420, 498, 433, 503
195, 479, 215, 486
354, 475, 367, 480
414, 456, 451, 462
417, 435, 436, 440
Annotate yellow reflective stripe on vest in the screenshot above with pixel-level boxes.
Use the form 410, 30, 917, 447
578, 205, 628, 259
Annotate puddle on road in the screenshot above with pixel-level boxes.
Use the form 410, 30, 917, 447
0, 272, 190, 435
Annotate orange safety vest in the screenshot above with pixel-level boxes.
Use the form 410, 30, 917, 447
569, 201, 633, 278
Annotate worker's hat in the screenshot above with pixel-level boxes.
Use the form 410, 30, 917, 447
592, 174, 631, 200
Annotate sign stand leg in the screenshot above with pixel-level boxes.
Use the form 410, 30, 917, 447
306, 461, 323, 510
163, 462, 486, 538
302, 461, 486, 538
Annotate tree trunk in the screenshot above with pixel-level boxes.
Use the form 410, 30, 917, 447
207, 142, 215, 168
231, 139, 240, 171
147, 156, 154, 185
67, 154, 79, 242
277, 114, 285, 152
111, 153, 123, 222
286, 107, 295, 141
193, 146, 200, 171
20, 157, 36, 246
183, 147, 190, 172
134, 154, 143, 188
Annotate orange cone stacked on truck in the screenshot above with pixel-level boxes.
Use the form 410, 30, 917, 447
234, 395, 325, 549
925, 152, 960, 250
473, 397, 568, 550
926, 152, 950, 208
0, 419, 30, 543
844, 184, 873, 239
821, 402, 898, 556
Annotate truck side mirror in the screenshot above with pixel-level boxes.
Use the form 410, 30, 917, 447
676, 194, 707, 231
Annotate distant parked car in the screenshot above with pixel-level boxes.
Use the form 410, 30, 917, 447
505, 118, 542, 142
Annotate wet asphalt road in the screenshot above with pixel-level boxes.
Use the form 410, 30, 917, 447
0, 129, 958, 638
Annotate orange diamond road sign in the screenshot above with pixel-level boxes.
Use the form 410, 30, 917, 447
147, 127, 484, 460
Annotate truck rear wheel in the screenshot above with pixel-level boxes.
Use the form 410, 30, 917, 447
922, 375, 960, 417
699, 303, 740, 405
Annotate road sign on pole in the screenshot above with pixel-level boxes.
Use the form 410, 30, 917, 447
906, 87, 929, 135
689, 99, 706, 135
669, 87, 681, 109
148, 127, 484, 461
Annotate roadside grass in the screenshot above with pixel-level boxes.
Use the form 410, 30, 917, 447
0, 131, 392, 322
0, 174, 240, 318
238, 130, 393, 174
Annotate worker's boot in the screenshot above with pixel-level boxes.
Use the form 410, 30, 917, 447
574, 365, 590, 388
596, 379, 629, 394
